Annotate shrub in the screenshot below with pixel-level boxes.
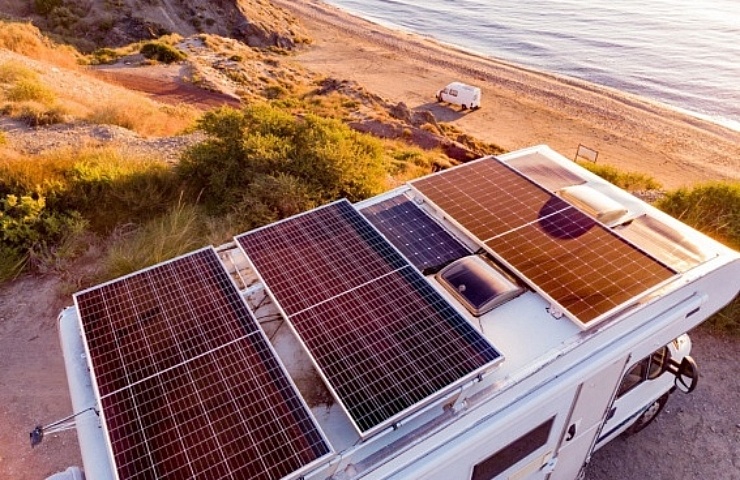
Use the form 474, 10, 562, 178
656, 181, 740, 336
0, 21, 79, 68
15, 102, 67, 126
89, 48, 119, 65
577, 161, 661, 191
264, 84, 287, 99
33, 0, 63, 16
140, 42, 186, 64
0, 193, 82, 260
0, 244, 26, 282
656, 181, 740, 250
0, 148, 182, 234
6, 78, 56, 103
0, 61, 38, 84
179, 104, 388, 214
86, 98, 198, 137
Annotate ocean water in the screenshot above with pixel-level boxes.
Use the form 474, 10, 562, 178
323, 0, 740, 131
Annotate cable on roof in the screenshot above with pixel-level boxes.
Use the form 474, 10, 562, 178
30, 407, 98, 448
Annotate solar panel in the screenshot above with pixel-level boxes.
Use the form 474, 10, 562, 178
360, 195, 470, 273
411, 158, 676, 326
236, 200, 501, 437
74, 248, 331, 480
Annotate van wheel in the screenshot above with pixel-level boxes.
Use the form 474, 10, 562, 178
627, 392, 669, 435
462, 104, 468, 110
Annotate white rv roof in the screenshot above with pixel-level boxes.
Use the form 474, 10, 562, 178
67, 145, 738, 480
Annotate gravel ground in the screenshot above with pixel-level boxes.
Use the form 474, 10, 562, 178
587, 329, 740, 480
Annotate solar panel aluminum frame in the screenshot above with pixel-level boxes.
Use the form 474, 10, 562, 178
409, 156, 678, 330
235, 200, 503, 439
73, 247, 334, 480
359, 189, 473, 274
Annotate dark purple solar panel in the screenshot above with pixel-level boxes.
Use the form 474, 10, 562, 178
75, 248, 331, 480
412, 157, 676, 325
361, 195, 470, 273
236, 200, 501, 436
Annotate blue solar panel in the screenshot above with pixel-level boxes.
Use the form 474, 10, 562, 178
361, 195, 470, 273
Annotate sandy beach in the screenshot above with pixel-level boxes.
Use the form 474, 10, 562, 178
272, 0, 739, 190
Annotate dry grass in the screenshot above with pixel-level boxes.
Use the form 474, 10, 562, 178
0, 60, 38, 83
86, 99, 199, 137
0, 21, 80, 68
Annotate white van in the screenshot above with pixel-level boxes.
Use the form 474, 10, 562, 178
436, 81, 481, 110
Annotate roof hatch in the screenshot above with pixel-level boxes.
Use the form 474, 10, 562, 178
437, 255, 524, 317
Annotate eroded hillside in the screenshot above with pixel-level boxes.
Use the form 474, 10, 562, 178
0, 0, 309, 51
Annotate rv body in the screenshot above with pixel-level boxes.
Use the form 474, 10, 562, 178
436, 82, 481, 110
56, 145, 739, 480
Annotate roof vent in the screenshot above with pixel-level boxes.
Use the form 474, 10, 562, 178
557, 184, 628, 226
437, 256, 524, 317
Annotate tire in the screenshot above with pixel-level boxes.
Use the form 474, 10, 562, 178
626, 392, 669, 435
462, 104, 468, 110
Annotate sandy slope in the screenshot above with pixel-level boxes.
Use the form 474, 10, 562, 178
273, 0, 739, 189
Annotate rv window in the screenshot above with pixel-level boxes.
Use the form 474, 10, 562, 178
617, 347, 671, 398
471, 417, 554, 480
450, 89, 458, 96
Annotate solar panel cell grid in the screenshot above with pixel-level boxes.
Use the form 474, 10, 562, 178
361, 195, 470, 273
291, 269, 499, 432
238, 201, 407, 316
412, 158, 557, 241
236, 200, 502, 436
75, 248, 331, 480
412, 157, 676, 326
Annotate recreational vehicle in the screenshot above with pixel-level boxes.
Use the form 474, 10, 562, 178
436, 82, 481, 110
50, 145, 739, 480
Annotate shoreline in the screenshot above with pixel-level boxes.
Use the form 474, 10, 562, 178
273, 0, 740, 189
320, 1, 740, 134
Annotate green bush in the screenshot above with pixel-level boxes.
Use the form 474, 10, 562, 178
0, 193, 81, 259
15, 103, 67, 126
656, 181, 740, 250
0, 61, 38, 84
89, 48, 119, 65
179, 104, 388, 215
140, 42, 186, 64
33, 0, 62, 16
656, 181, 740, 336
577, 161, 661, 191
6, 78, 56, 103
0, 148, 182, 234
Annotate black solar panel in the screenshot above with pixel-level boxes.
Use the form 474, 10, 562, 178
75, 248, 331, 480
236, 200, 501, 437
361, 195, 470, 273
412, 157, 676, 326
